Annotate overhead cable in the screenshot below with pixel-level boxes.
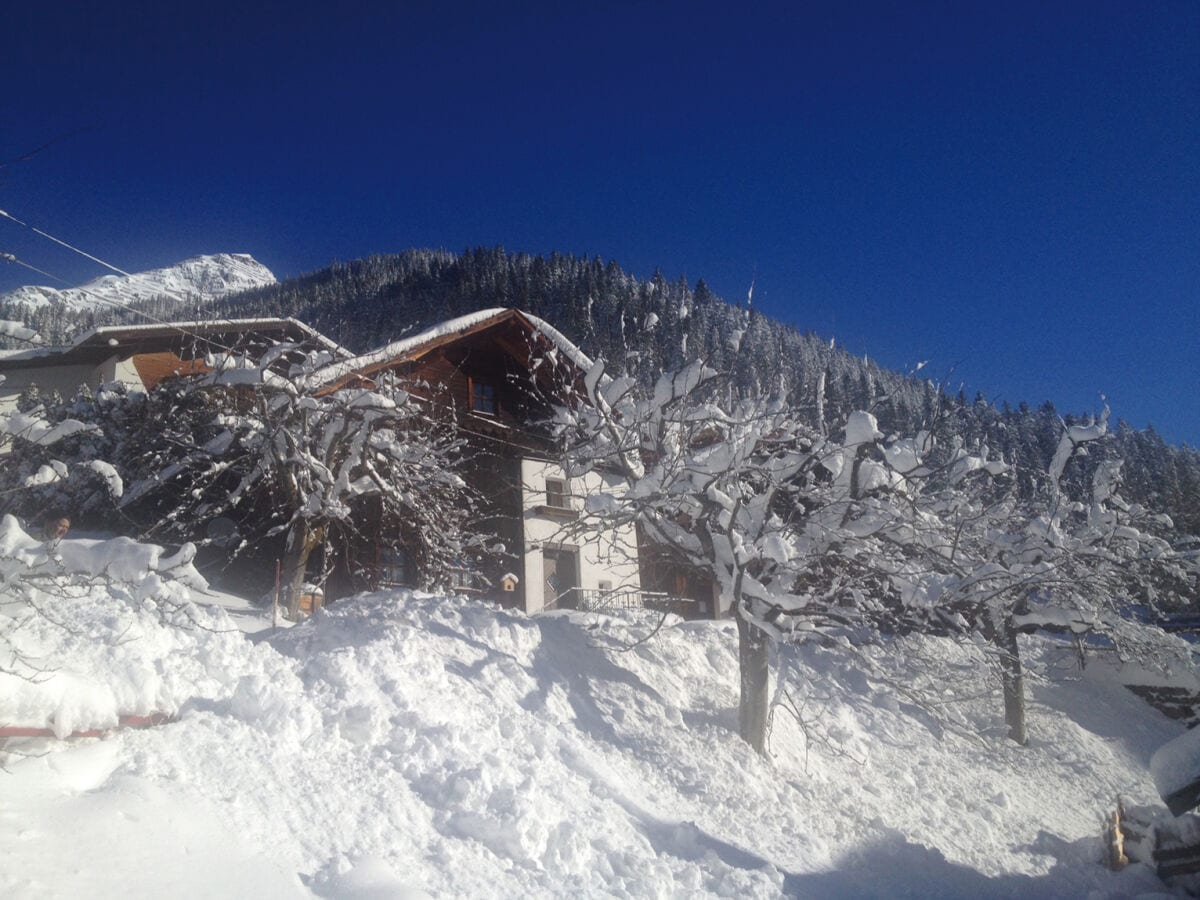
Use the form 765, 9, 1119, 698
1, 251, 68, 284
0, 208, 135, 278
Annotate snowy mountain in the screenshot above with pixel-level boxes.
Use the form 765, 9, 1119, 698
0, 253, 275, 312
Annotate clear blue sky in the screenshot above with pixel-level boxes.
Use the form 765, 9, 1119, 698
2, 1, 1197, 444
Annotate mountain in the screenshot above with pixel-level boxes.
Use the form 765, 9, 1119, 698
0, 253, 276, 312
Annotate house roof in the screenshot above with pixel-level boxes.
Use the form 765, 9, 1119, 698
313, 308, 593, 389
0, 317, 347, 371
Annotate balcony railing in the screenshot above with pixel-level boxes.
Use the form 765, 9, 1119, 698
546, 587, 696, 614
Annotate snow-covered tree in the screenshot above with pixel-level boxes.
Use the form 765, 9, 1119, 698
122, 341, 479, 617
554, 330, 1199, 753
898, 407, 1198, 744
552, 343, 955, 753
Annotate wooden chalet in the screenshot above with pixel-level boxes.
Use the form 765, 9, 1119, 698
316, 308, 655, 614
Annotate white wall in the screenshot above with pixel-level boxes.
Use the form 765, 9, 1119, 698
0, 363, 104, 412
519, 458, 641, 613
0, 356, 146, 413
96, 355, 143, 390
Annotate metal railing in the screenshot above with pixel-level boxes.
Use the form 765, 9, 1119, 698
548, 587, 695, 613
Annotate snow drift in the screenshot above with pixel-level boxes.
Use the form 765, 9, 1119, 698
1, 588, 1190, 897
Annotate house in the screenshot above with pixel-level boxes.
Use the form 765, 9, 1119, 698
314, 308, 649, 614
0, 318, 345, 410
0, 308, 704, 618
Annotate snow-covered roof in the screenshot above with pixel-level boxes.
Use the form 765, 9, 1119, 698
0, 317, 348, 370
68, 317, 348, 356
313, 308, 593, 388
0, 346, 54, 363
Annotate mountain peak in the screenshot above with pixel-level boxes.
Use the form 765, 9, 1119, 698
0, 253, 277, 311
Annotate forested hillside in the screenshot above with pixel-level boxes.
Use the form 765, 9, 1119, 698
10, 246, 1200, 535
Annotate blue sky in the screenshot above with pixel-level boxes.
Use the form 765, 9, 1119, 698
2, 1, 1197, 444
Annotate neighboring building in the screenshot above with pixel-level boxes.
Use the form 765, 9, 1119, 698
0, 318, 344, 410
316, 308, 649, 614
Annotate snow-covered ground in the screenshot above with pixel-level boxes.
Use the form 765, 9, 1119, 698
1, 586, 1188, 898
193, 585, 292, 635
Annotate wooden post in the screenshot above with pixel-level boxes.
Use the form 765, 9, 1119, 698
273, 559, 281, 627
1106, 798, 1128, 870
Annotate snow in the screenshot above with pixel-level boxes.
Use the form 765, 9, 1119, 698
82, 459, 124, 498
193, 585, 287, 634
0, 253, 276, 312
844, 410, 884, 446
1152, 726, 1200, 815
21, 461, 67, 488
2, 758, 303, 897
2, 583, 1191, 897
0, 319, 41, 343
0, 409, 96, 445
1050, 406, 1110, 485
313, 309, 594, 388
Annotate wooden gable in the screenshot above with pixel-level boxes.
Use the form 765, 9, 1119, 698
321, 310, 584, 446
130, 352, 212, 390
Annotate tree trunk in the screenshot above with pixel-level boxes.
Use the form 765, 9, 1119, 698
737, 614, 771, 755
995, 618, 1028, 746
282, 520, 321, 619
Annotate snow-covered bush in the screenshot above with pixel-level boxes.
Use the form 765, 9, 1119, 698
0, 382, 139, 528
0, 352, 240, 723
0, 514, 227, 733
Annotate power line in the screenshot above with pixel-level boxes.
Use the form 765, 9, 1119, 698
0, 208, 135, 279
0, 208, 347, 372
0, 246, 225, 340
0, 127, 98, 171
1, 251, 69, 285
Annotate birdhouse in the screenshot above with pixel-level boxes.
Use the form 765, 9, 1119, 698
501, 572, 520, 593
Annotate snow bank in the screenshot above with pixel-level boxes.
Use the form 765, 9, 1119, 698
0, 517, 271, 737
3, 589, 1188, 897
1152, 726, 1200, 815
0, 587, 274, 737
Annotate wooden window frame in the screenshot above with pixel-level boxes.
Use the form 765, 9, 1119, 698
545, 477, 569, 510
469, 377, 498, 416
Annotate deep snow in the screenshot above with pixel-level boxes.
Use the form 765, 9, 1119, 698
1, 587, 1190, 898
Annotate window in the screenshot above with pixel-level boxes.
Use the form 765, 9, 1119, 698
545, 478, 569, 509
449, 568, 482, 592
378, 545, 410, 586
472, 381, 497, 415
